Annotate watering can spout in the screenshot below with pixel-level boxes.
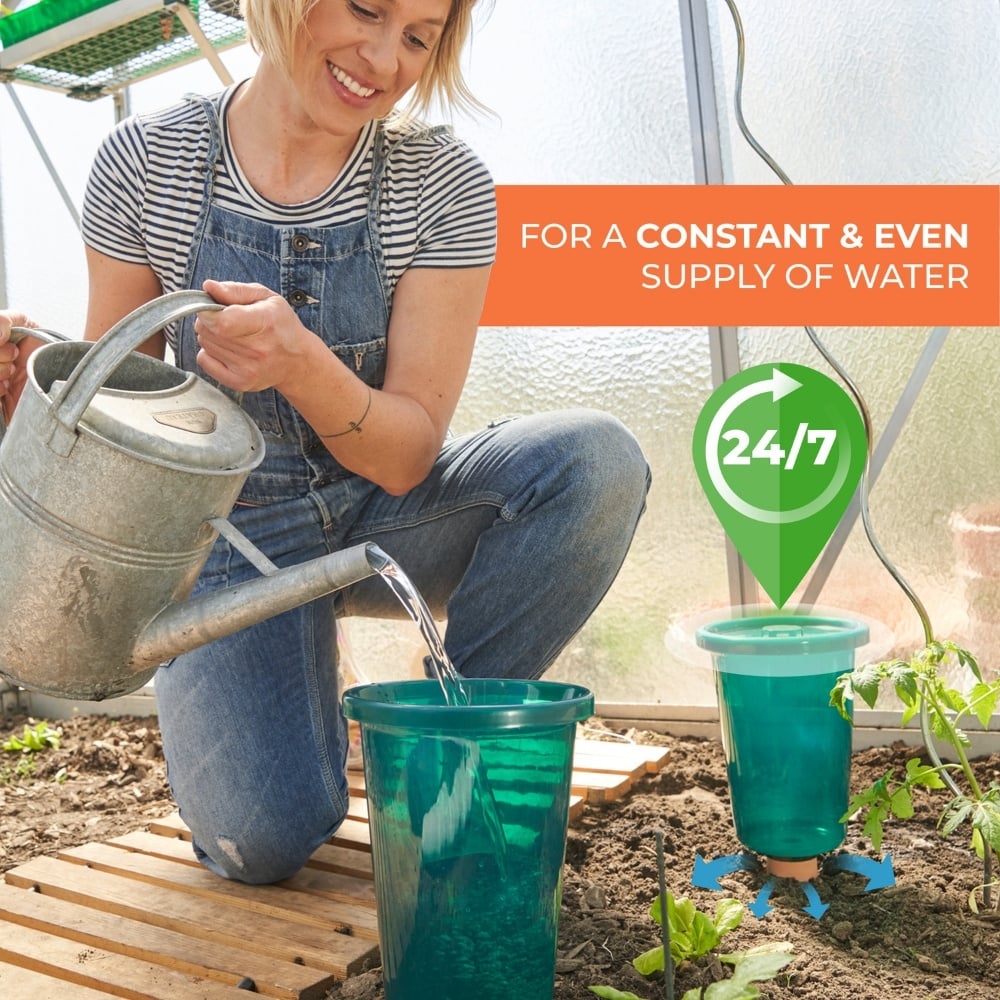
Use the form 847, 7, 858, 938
130, 541, 389, 672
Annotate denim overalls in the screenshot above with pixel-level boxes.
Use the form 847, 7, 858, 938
173, 97, 452, 501
154, 94, 651, 885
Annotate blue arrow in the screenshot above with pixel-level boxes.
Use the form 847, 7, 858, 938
748, 877, 777, 919
691, 851, 760, 890
801, 882, 829, 920
825, 852, 896, 891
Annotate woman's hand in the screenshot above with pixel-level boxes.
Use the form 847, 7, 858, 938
0, 312, 41, 424
192, 279, 312, 394
194, 264, 490, 497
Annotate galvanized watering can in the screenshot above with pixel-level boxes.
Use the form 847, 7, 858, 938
0, 290, 387, 701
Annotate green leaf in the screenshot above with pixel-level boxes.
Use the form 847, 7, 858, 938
887, 663, 919, 707
700, 980, 759, 1000
2, 722, 61, 755
905, 757, 946, 789
846, 771, 893, 812
861, 803, 887, 851
940, 798, 974, 838
924, 641, 947, 667
649, 893, 663, 927
929, 709, 970, 748
713, 897, 745, 937
971, 826, 985, 860
669, 929, 694, 965
688, 910, 722, 958
589, 987, 643, 1000
948, 642, 983, 682
940, 686, 967, 714
969, 682, 1000, 730
889, 787, 914, 820
671, 895, 697, 933
972, 800, 1000, 855
632, 945, 665, 976
722, 946, 796, 987
719, 951, 795, 983
849, 662, 885, 709
829, 673, 853, 720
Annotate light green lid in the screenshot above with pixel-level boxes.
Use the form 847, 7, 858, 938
696, 614, 869, 656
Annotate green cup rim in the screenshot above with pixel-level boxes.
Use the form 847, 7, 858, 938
696, 614, 869, 656
342, 678, 594, 731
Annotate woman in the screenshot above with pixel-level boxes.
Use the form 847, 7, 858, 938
0, 0, 650, 884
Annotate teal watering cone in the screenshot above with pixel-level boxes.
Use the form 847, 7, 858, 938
343, 678, 593, 1000
696, 615, 868, 863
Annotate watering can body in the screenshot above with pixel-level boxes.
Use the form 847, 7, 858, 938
0, 291, 385, 701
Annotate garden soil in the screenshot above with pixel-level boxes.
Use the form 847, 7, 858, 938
1, 711, 998, 1000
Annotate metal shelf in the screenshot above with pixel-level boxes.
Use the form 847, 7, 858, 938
0, 0, 245, 99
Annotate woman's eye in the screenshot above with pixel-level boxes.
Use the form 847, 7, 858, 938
349, 1, 378, 20
405, 31, 430, 50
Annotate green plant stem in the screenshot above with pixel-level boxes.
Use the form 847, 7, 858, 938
921, 692, 984, 801
920, 696, 995, 909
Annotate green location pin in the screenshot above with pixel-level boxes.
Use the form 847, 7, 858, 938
692, 362, 867, 609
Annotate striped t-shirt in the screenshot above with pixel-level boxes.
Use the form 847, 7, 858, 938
81, 85, 497, 345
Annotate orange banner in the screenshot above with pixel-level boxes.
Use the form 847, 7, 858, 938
480, 185, 999, 327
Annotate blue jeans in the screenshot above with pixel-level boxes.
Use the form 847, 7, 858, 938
155, 408, 649, 883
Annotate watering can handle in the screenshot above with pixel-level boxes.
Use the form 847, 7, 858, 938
45, 290, 223, 456
8, 327, 73, 346
0, 326, 73, 443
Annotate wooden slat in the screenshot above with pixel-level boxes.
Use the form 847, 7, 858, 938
58, 842, 378, 927
149, 810, 364, 852
571, 769, 634, 803
0, 883, 330, 1000
106, 829, 202, 866
574, 738, 671, 773
327, 818, 372, 850
111, 829, 375, 881
350, 773, 620, 809
302, 841, 373, 877
0, 961, 127, 1000
346, 794, 370, 821
4, 857, 376, 977
149, 810, 375, 845
0, 920, 255, 999
573, 751, 647, 781
146, 813, 194, 840
343, 740, 665, 806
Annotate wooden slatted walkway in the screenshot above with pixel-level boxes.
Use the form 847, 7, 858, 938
0, 738, 669, 1000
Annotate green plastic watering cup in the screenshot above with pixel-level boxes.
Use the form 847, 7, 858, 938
343, 678, 594, 1000
696, 615, 868, 861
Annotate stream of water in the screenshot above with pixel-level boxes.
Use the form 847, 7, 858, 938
374, 559, 469, 705
374, 556, 509, 876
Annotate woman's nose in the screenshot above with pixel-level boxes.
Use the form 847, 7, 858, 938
357, 26, 399, 77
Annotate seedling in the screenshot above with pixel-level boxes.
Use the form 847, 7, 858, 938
2, 720, 62, 754
0, 755, 36, 783
831, 639, 1000, 908
589, 891, 793, 1000
1, 721, 62, 784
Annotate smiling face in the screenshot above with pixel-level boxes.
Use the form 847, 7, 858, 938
291, 0, 453, 131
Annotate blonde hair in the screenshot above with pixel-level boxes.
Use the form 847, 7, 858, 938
240, 0, 489, 118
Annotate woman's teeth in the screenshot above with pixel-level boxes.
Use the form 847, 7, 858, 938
329, 64, 376, 98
